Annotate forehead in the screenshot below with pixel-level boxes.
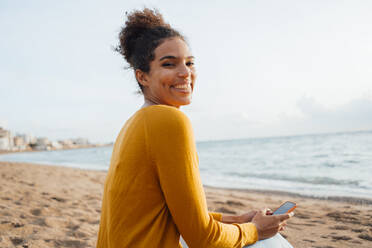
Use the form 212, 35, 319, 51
154, 38, 192, 59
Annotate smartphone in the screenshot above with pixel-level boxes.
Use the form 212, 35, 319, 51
272, 201, 297, 215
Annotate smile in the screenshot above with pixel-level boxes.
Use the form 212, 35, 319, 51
173, 84, 191, 89
171, 83, 192, 93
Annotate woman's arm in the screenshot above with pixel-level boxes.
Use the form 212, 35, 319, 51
145, 107, 258, 248
221, 210, 258, 224
209, 212, 222, 221
221, 215, 241, 224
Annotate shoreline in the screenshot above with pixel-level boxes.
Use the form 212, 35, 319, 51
1, 161, 372, 247
204, 185, 372, 206
1, 160, 371, 205
0, 144, 112, 155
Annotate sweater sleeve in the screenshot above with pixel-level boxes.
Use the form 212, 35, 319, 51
144, 106, 258, 248
209, 212, 222, 222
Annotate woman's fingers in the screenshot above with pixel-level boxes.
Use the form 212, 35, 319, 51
252, 208, 294, 240
279, 222, 287, 231
276, 211, 294, 222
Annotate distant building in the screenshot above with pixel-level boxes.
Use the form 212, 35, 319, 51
0, 127, 12, 151
73, 138, 89, 145
36, 137, 49, 146
17, 133, 33, 145
34, 137, 50, 150
51, 141, 63, 150
14, 136, 24, 146
29, 135, 37, 145
13, 135, 27, 151
0, 127, 94, 151
59, 139, 74, 147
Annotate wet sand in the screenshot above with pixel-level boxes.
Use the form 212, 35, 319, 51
1, 161, 372, 247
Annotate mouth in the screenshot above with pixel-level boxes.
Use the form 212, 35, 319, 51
171, 82, 193, 93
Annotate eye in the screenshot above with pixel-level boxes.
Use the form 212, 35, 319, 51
162, 62, 174, 67
186, 61, 195, 67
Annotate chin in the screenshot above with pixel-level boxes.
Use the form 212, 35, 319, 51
180, 96, 192, 106
170, 98, 192, 108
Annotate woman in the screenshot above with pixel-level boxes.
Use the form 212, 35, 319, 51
97, 8, 294, 248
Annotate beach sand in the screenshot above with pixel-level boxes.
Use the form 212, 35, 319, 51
1, 161, 372, 248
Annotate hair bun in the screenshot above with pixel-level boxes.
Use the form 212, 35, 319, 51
118, 8, 171, 64
125, 8, 170, 30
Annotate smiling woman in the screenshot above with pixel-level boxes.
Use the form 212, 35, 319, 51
96, 8, 294, 248
114, 7, 195, 108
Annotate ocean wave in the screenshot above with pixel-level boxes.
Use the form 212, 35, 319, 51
344, 160, 359, 164
313, 154, 329, 158
226, 172, 360, 186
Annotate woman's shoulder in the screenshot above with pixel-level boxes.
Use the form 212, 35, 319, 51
138, 104, 191, 130
139, 104, 188, 119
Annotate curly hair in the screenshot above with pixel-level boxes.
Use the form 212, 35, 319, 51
116, 8, 186, 92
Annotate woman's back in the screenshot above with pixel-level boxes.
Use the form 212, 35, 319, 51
97, 105, 185, 247
97, 105, 258, 247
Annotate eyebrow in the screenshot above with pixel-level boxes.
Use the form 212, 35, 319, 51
159, 55, 195, 61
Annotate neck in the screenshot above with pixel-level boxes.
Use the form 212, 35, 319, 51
141, 98, 180, 109
141, 99, 156, 108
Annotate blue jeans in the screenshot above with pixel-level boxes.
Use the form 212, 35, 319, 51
180, 233, 293, 248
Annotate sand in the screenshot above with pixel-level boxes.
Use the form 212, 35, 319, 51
1, 161, 371, 248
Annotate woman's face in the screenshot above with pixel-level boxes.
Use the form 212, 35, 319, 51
138, 37, 196, 108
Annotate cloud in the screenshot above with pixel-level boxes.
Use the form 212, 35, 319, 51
187, 110, 264, 141
298, 96, 372, 121
285, 96, 372, 134
186, 96, 372, 142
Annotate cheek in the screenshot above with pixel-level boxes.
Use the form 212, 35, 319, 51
192, 71, 197, 81
191, 71, 197, 85
190, 68, 196, 79
159, 72, 176, 87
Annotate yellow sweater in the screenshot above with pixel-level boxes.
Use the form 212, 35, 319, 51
97, 105, 258, 247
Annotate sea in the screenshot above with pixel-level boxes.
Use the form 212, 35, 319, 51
1, 130, 372, 199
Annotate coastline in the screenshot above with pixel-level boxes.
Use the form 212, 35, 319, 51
1, 161, 372, 247
204, 185, 372, 206
0, 144, 112, 155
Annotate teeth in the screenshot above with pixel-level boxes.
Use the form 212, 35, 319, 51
174, 84, 190, 89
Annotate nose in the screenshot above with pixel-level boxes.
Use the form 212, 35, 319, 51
177, 63, 191, 78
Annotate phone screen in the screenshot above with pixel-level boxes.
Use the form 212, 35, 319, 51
273, 201, 296, 215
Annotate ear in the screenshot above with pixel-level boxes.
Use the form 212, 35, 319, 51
135, 69, 150, 88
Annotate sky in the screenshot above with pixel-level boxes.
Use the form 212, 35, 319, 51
1, 0, 372, 143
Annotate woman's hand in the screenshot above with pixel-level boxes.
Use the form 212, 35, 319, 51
237, 210, 258, 223
236, 209, 273, 223
251, 209, 293, 240
220, 210, 257, 224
